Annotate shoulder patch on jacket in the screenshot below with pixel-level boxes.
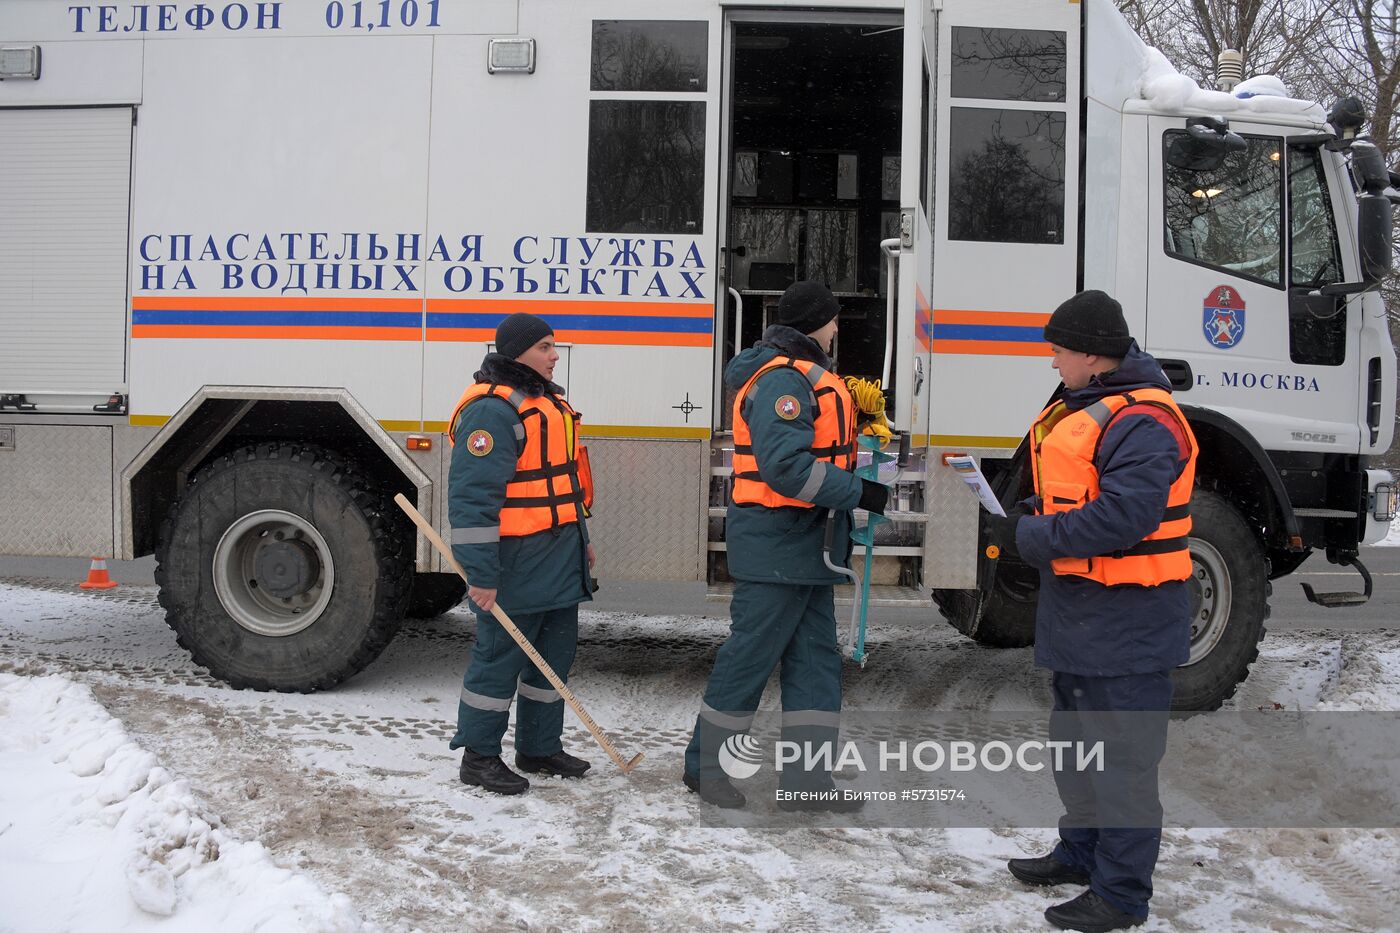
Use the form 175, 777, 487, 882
775, 395, 800, 420
466, 429, 494, 456
1116, 403, 1191, 461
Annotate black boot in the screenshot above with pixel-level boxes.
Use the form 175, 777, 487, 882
1007, 852, 1091, 887
1045, 890, 1145, 932
459, 749, 529, 795
682, 771, 746, 809
516, 750, 591, 778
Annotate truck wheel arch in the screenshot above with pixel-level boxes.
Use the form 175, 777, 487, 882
1179, 404, 1300, 556
122, 387, 433, 567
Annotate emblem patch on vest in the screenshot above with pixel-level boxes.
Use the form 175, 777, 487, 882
775, 395, 800, 420
466, 429, 494, 456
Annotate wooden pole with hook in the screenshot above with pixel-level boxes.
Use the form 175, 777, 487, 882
394, 494, 643, 774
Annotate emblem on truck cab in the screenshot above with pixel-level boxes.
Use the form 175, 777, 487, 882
1203, 285, 1246, 349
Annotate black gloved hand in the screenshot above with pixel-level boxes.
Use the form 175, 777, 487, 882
984, 505, 1028, 559
858, 479, 889, 516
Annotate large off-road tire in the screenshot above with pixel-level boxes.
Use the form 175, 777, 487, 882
406, 572, 467, 619
969, 562, 1038, 647
934, 555, 1038, 648
154, 443, 412, 691
1172, 488, 1270, 711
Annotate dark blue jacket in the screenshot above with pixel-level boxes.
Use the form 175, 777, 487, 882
1015, 344, 1193, 676
448, 354, 592, 616
725, 326, 864, 585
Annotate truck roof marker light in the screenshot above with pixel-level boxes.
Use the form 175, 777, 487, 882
488, 38, 536, 74
1327, 98, 1367, 143
0, 46, 41, 81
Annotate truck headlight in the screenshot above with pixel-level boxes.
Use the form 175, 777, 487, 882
1372, 481, 1397, 522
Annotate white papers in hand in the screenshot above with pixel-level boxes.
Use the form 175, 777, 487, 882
944, 454, 1006, 517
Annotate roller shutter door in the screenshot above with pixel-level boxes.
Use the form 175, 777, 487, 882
0, 107, 132, 399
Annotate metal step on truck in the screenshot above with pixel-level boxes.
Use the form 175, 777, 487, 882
1, 0, 1395, 710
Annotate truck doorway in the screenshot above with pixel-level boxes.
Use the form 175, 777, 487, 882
718, 16, 903, 430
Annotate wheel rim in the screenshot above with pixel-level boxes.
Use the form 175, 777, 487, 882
213, 509, 334, 637
1184, 536, 1232, 666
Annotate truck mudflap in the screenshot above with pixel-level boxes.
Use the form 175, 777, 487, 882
1299, 550, 1373, 608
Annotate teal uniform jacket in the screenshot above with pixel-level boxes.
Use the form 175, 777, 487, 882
724, 329, 864, 585
448, 373, 592, 616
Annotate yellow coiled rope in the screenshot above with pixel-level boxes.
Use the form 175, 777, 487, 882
844, 376, 893, 448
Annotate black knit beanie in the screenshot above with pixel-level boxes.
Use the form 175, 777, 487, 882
495, 312, 553, 360
776, 281, 841, 335
1043, 290, 1132, 357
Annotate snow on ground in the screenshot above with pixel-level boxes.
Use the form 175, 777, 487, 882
0, 673, 367, 932
2, 575, 1398, 932
1380, 517, 1400, 547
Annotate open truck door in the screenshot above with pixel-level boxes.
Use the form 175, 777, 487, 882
888, 0, 937, 440
925, 0, 1084, 643
705, 3, 939, 609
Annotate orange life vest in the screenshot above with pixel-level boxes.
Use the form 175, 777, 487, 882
1029, 388, 1198, 586
448, 383, 593, 536
731, 356, 856, 508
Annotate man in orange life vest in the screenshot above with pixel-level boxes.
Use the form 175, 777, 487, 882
989, 291, 1198, 931
446, 312, 596, 795
683, 281, 888, 810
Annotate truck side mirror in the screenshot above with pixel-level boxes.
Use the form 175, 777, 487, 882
1165, 116, 1247, 172
1351, 140, 1393, 282
1356, 195, 1392, 282
1351, 139, 1391, 193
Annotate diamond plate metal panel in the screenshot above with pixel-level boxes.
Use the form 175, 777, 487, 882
924, 447, 1008, 589
0, 422, 113, 556
586, 438, 704, 581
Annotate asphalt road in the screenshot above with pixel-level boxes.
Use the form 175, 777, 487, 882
3, 546, 1397, 632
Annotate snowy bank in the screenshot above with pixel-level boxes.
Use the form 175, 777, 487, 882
0, 673, 369, 932
1379, 517, 1400, 547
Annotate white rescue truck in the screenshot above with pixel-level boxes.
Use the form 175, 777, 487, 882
2, 0, 1395, 709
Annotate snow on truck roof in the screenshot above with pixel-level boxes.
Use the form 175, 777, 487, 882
1130, 43, 1329, 129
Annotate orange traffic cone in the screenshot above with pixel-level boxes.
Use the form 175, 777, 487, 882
78, 557, 119, 590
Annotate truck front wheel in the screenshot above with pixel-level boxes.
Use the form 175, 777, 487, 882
1172, 488, 1269, 711
969, 563, 1038, 647
154, 443, 411, 691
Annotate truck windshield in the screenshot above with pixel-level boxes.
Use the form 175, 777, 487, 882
1163, 132, 1283, 287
